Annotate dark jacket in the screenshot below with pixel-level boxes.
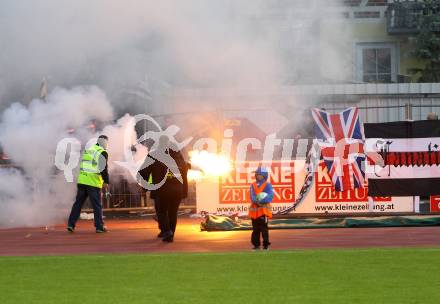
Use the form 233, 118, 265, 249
137, 150, 190, 200
99, 148, 110, 184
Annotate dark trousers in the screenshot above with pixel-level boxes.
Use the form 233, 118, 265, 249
68, 184, 104, 230
155, 196, 181, 237
251, 216, 270, 247
153, 199, 163, 232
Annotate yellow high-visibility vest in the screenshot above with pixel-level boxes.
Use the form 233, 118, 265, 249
77, 145, 106, 189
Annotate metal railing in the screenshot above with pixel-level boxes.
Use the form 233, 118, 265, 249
83, 177, 197, 211
321, 97, 440, 122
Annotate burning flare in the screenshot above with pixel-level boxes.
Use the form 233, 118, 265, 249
188, 150, 232, 181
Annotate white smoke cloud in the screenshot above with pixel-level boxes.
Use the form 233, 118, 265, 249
0, 0, 352, 114
102, 114, 149, 181
0, 86, 114, 228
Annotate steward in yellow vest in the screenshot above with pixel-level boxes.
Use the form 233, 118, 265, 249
67, 135, 110, 233
77, 144, 107, 188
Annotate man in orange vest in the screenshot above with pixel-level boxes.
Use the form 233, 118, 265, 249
249, 167, 274, 250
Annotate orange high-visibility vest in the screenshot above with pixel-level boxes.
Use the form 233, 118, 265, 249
248, 181, 273, 219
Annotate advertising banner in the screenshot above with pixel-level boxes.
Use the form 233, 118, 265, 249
196, 160, 414, 215
430, 196, 440, 213
295, 163, 414, 214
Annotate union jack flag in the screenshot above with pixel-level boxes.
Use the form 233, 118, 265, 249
312, 107, 365, 192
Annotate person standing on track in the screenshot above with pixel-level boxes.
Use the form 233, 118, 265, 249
137, 135, 190, 243
249, 167, 274, 250
67, 135, 110, 233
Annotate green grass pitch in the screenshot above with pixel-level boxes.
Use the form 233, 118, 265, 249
0, 248, 439, 304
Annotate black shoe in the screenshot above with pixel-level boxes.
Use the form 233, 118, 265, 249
96, 227, 109, 233
157, 232, 164, 238
263, 246, 270, 251
67, 226, 74, 233
162, 232, 174, 243
163, 236, 174, 243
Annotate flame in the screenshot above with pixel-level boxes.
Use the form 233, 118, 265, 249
188, 150, 232, 181
187, 169, 204, 181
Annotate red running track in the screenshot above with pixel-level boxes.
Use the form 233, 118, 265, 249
1, 218, 440, 256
